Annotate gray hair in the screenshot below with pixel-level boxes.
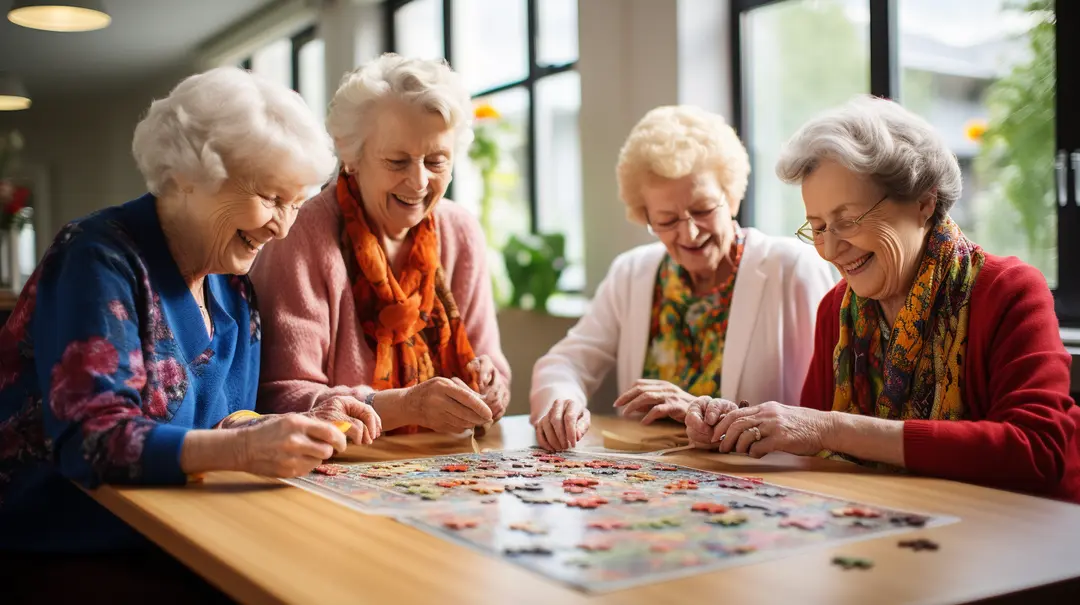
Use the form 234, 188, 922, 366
775, 95, 961, 220
132, 66, 336, 195
326, 53, 473, 166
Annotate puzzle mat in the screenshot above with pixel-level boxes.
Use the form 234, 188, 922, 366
284, 449, 956, 593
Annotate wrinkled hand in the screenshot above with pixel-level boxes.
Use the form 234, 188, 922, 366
466, 355, 508, 422
684, 397, 740, 448
709, 401, 832, 458
407, 376, 493, 434
307, 396, 383, 445
613, 379, 697, 424
534, 399, 591, 451
237, 414, 346, 477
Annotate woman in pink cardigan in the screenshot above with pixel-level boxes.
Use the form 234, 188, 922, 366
250, 54, 510, 435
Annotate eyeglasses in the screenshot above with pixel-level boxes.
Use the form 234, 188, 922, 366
795, 193, 888, 244
646, 203, 723, 234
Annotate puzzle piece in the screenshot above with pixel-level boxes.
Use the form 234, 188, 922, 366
468, 484, 504, 495
441, 464, 470, 473
584, 460, 614, 469
755, 488, 787, 498
516, 494, 563, 505
313, 464, 346, 476
626, 471, 657, 482
706, 512, 749, 527
704, 542, 757, 556
405, 486, 442, 500
519, 472, 542, 478
577, 539, 614, 552
435, 479, 477, 488
508, 521, 548, 535
614, 463, 642, 470
504, 545, 554, 556
442, 517, 480, 530
780, 516, 825, 531
591, 469, 618, 475
666, 480, 700, 491
831, 506, 882, 518
587, 519, 630, 531
890, 515, 928, 527
511, 462, 532, 468
504, 482, 542, 491
634, 517, 682, 530
652, 465, 679, 472
562, 477, 599, 488
849, 519, 878, 528
729, 501, 769, 511
715, 480, 753, 490
566, 496, 610, 509
621, 490, 650, 503
832, 556, 873, 570
537, 455, 565, 464
564, 486, 589, 494
691, 502, 729, 514
555, 460, 584, 468
898, 538, 939, 552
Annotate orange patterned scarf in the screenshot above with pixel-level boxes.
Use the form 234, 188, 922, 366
336, 172, 478, 404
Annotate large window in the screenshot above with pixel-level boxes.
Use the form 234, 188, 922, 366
240, 26, 327, 124
388, 0, 584, 291
733, 0, 1080, 324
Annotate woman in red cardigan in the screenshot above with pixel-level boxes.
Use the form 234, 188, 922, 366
684, 95, 1080, 503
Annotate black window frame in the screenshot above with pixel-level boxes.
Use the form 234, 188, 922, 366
731, 0, 1080, 326
238, 24, 318, 93
385, 0, 578, 237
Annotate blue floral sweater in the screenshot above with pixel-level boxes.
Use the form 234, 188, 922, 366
0, 194, 261, 553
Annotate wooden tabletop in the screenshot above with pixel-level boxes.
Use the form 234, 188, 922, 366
0, 288, 17, 311
91, 415, 1080, 605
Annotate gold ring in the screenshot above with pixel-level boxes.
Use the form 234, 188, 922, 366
750, 426, 762, 442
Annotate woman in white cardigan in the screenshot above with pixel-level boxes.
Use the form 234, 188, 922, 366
531, 105, 837, 451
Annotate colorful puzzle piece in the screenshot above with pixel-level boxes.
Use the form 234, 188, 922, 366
832, 556, 874, 570
898, 538, 939, 552
706, 512, 749, 527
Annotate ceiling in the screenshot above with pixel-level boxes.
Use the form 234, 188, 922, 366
0, 0, 277, 95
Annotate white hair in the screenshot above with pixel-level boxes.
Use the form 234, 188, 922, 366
326, 53, 473, 165
132, 66, 336, 195
775, 95, 961, 220
616, 105, 750, 225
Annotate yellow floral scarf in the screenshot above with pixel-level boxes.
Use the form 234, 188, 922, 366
829, 218, 985, 443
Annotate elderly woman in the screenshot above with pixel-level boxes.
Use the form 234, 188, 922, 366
687, 96, 1080, 502
251, 54, 509, 434
0, 67, 380, 599
530, 105, 836, 451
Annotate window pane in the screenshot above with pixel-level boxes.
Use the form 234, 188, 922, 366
538, 0, 578, 66
395, 0, 444, 60
536, 71, 583, 291
251, 38, 292, 90
743, 0, 869, 237
899, 0, 1056, 286
455, 87, 530, 248
452, 0, 529, 93
299, 38, 326, 124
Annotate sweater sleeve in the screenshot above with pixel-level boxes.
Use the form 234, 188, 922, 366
800, 284, 844, 411
252, 201, 370, 413
529, 254, 628, 423
33, 239, 188, 488
781, 252, 838, 407
903, 262, 1076, 493
443, 206, 511, 386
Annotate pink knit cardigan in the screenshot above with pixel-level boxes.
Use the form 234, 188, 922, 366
249, 186, 511, 413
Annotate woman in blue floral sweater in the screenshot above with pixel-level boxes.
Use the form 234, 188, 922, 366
0, 67, 381, 601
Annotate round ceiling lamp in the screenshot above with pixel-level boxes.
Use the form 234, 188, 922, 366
8, 0, 111, 32
0, 73, 32, 111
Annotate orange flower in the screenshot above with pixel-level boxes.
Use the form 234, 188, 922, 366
964, 118, 987, 142
474, 103, 501, 120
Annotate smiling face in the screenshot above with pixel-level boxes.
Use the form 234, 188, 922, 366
184, 171, 310, 275
801, 159, 936, 302
350, 99, 456, 240
640, 172, 735, 279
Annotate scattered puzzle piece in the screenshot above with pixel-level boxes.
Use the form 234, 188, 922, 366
313, 464, 346, 476
505, 482, 542, 491
763, 509, 790, 518
468, 485, 504, 495
706, 512, 749, 527
898, 538, 939, 552
591, 469, 618, 475
704, 542, 757, 555
755, 488, 787, 498
562, 477, 599, 488
832, 556, 873, 570
566, 496, 610, 509
652, 465, 679, 472
435, 479, 477, 488
831, 506, 882, 518
442, 517, 479, 530
715, 480, 753, 490
584, 460, 614, 469
890, 515, 928, 528
780, 516, 826, 531
666, 480, 700, 491
516, 494, 562, 505
634, 517, 682, 530
520, 472, 542, 478
509, 521, 548, 535
587, 519, 630, 531
441, 464, 470, 473
621, 490, 650, 503
744, 476, 765, 484
691, 502, 729, 514
614, 463, 642, 470
555, 460, 584, 468
577, 539, 614, 552
729, 501, 769, 510
504, 545, 554, 556
626, 471, 657, 482
564, 486, 589, 494
849, 519, 877, 528
333, 420, 352, 433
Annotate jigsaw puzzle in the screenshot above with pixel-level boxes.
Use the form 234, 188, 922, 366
285, 449, 953, 592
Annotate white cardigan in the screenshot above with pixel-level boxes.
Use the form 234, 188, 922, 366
530, 228, 837, 422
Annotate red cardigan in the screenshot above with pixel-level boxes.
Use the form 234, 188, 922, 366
801, 254, 1080, 503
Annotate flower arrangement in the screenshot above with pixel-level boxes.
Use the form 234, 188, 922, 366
468, 102, 504, 244
0, 130, 33, 231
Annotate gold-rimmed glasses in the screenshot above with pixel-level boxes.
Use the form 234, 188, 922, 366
646, 203, 724, 235
795, 193, 889, 244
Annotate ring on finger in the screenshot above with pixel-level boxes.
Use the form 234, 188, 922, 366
749, 426, 762, 442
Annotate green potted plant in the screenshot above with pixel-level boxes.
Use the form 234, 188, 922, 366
502, 232, 567, 312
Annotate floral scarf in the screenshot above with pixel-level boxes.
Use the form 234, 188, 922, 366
336, 172, 478, 410
642, 229, 745, 396
830, 217, 985, 437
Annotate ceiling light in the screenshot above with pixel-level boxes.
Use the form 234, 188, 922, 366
8, 0, 111, 32
0, 73, 31, 111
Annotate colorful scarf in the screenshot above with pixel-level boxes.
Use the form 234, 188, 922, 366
336, 172, 478, 413
829, 217, 984, 443
642, 229, 745, 396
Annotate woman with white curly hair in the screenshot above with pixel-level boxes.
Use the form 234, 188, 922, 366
689, 96, 1080, 503
530, 105, 836, 451
252, 53, 509, 435
0, 67, 380, 597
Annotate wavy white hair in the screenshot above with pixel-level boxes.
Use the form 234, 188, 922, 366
616, 105, 750, 225
132, 66, 335, 195
326, 53, 473, 166
775, 95, 961, 220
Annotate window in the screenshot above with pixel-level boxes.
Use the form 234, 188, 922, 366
239, 26, 326, 123
733, 0, 1080, 324
388, 0, 584, 291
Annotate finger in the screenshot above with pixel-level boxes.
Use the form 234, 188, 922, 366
733, 425, 761, 454
359, 409, 381, 442
718, 418, 757, 454
748, 437, 776, 459
549, 400, 568, 449
302, 418, 348, 453
685, 412, 713, 444
613, 386, 645, 408
443, 382, 494, 423
711, 406, 758, 444
562, 403, 579, 449
536, 423, 553, 451
641, 403, 673, 425
620, 392, 664, 417
575, 410, 591, 441
476, 357, 496, 387
705, 399, 737, 425
540, 420, 563, 452
291, 455, 326, 477
686, 399, 706, 423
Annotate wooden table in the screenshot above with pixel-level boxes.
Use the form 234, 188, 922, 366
91, 415, 1080, 605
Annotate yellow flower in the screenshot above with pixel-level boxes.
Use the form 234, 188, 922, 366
474, 103, 501, 120
964, 118, 987, 142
